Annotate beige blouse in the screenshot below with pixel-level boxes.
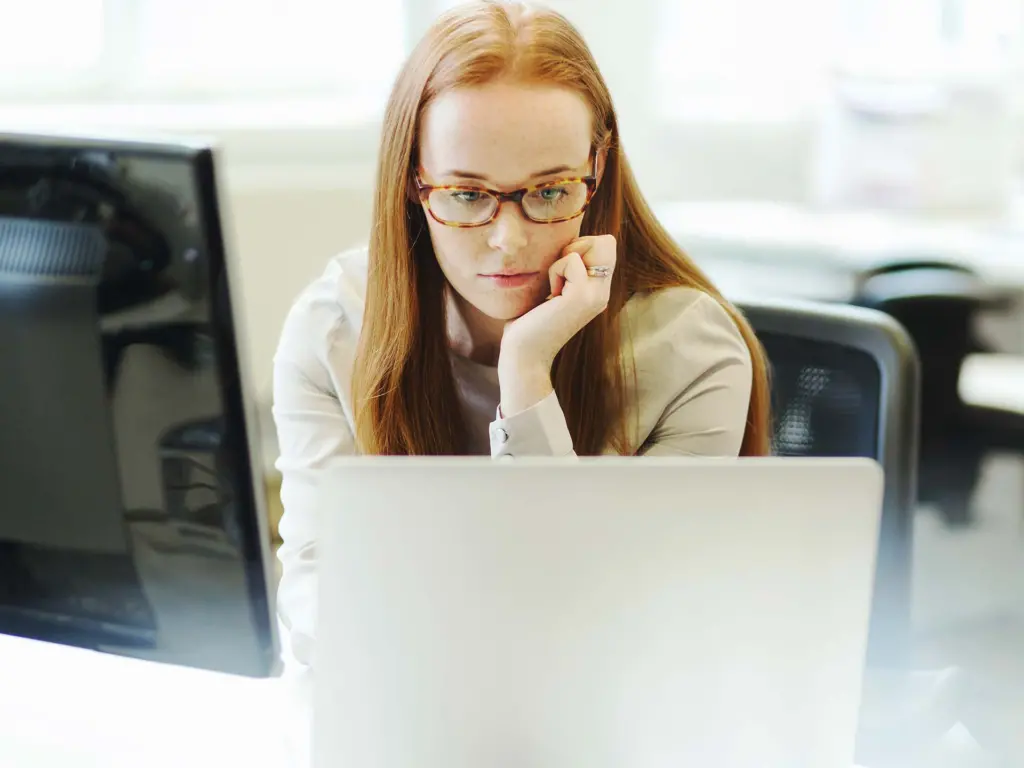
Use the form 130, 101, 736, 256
272, 247, 753, 666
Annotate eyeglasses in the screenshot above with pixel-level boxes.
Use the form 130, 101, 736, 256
414, 159, 598, 228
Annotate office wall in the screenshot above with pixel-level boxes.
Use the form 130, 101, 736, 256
224, 179, 373, 400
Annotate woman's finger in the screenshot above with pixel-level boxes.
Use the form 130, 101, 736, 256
564, 235, 615, 274
547, 253, 572, 297
563, 236, 595, 260
561, 251, 590, 286
548, 251, 590, 297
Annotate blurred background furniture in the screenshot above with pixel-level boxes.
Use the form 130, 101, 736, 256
660, 200, 1024, 528
739, 298, 921, 668
851, 260, 1024, 527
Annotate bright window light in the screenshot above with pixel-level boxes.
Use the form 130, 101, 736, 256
0, 0, 104, 79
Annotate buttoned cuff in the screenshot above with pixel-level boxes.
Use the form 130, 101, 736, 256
489, 390, 575, 457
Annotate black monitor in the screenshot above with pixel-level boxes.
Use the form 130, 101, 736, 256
0, 131, 278, 677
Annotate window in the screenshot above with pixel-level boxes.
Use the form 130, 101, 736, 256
655, 0, 838, 121
1, 0, 1021, 128
655, 0, 1024, 121
133, 0, 403, 100
0, 0, 404, 112
0, 0, 106, 92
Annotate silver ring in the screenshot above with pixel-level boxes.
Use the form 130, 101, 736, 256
586, 265, 612, 279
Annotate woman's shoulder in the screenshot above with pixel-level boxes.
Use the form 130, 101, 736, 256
624, 285, 752, 378
274, 245, 369, 374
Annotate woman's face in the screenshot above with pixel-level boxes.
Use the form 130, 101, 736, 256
417, 81, 597, 322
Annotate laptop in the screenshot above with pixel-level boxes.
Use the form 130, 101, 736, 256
313, 456, 883, 768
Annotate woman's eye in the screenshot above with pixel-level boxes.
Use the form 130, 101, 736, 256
451, 190, 484, 203
539, 187, 567, 201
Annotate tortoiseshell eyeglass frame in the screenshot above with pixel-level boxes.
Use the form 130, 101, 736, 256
414, 152, 599, 228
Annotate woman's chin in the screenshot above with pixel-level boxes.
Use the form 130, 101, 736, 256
477, 293, 545, 322
507, 297, 547, 321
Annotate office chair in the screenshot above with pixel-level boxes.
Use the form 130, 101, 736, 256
738, 298, 921, 669
851, 260, 1024, 526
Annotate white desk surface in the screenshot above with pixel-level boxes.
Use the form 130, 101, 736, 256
0, 633, 998, 768
653, 200, 1024, 297
0, 634, 303, 768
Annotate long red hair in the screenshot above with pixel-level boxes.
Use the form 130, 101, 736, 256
353, 0, 771, 456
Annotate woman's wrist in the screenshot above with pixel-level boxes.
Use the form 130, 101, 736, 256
497, 356, 554, 418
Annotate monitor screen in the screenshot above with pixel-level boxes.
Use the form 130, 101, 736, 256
0, 132, 277, 677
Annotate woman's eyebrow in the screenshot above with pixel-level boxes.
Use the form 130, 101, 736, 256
442, 163, 578, 183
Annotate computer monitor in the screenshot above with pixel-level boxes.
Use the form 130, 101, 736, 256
0, 131, 278, 677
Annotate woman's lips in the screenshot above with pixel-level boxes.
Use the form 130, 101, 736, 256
480, 272, 539, 288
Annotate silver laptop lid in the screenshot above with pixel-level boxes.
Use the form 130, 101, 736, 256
314, 456, 882, 768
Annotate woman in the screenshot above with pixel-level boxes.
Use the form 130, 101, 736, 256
273, 0, 771, 666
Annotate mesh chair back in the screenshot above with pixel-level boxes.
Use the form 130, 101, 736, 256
740, 299, 920, 668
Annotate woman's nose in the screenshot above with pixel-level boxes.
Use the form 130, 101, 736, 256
486, 203, 528, 254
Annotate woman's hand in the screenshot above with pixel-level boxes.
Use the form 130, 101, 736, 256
497, 235, 617, 417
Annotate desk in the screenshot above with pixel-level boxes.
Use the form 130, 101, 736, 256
0, 633, 1001, 768
0, 634, 299, 768
653, 200, 1024, 302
